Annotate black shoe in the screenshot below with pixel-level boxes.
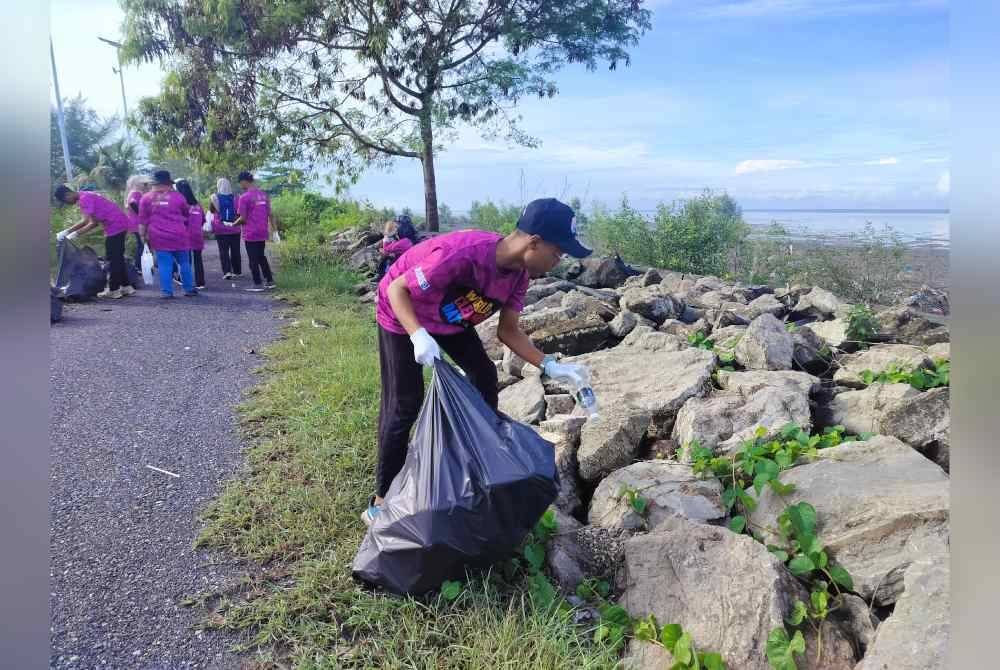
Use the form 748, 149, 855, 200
184, 290, 199, 297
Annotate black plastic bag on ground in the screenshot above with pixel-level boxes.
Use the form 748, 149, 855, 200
53, 240, 106, 301
352, 359, 558, 595
50, 286, 63, 323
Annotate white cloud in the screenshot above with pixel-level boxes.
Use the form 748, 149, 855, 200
734, 159, 807, 175
864, 157, 898, 165
922, 157, 949, 164
936, 170, 950, 195
689, 0, 947, 20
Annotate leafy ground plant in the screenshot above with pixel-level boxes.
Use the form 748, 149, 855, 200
859, 357, 949, 390
845, 303, 878, 345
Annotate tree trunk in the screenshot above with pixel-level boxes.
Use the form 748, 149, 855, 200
419, 111, 440, 232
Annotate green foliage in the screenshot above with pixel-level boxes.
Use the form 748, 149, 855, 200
575, 578, 611, 602
688, 331, 716, 351
440, 580, 463, 602
766, 627, 806, 670
51, 95, 118, 186
270, 190, 390, 241
582, 191, 749, 276
859, 358, 950, 391
469, 200, 521, 235
846, 303, 879, 344
617, 483, 650, 517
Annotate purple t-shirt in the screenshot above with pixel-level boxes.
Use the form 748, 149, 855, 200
139, 190, 191, 252
188, 205, 205, 251
382, 237, 413, 257
237, 188, 270, 242
376, 230, 529, 336
125, 190, 142, 233
78, 191, 130, 237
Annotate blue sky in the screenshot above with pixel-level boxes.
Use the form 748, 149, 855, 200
51, 0, 948, 212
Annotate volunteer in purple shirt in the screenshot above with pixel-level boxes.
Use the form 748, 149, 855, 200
364, 197, 594, 526
124, 175, 149, 272
54, 185, 136, 299
232, 171, 275, 292
138, 170, 197, 298
175, 179, 207, 289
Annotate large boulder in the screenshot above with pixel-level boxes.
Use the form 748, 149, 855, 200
714, 369, 822, 397
792, 287, 844, 319
538, 414, 587, 445
574, 254, 639, 289
817, 383, 920, 436
537, 431, 584, 517
833, 344, 932, 388
498, 376, 546, 424
735, 313, 794, 370
672, 385, 812, 456
608, 310, 640, 338
712, 325, 747, 359
809, 318, 850, 349
347, 244, 381, 274
927, 342, 949, 361
588, 461, 725, 531
523, 279, 577, 306
561, 290, 619, 321
577, 406, 651, 482
545, 512, 625, 592
618, 328, 687, 353
749, 436, 949, 606
544, 394, 576, 418
565, 346, 716, 436
902, 284, 949, 316
531, 313, 612, 355
746, 293, 787, 320
621, 286, 685, 325
792, 325, 830, 374
855, 552, 949, 670
879, 387, 950, 471
618, 517, 857, 670
475, 312, 504, 360
875, 305, 949, 346
519, 305, 578, 336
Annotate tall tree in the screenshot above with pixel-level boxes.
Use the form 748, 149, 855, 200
120, 0, 651, 230
50, 95, 119, 187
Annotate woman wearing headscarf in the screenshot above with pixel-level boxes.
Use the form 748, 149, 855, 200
209, 177, 242, 279
124, 175, 149, 272
175, 179, 206, 289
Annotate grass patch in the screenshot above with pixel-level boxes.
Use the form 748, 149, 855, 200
194, 244, 619, 669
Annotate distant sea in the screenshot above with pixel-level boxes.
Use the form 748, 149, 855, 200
741, 209, 950, 249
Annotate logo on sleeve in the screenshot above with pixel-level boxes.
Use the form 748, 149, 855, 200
414, 267, 431, 291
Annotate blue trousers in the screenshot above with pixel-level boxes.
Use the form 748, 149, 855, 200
157, 250, 193, 295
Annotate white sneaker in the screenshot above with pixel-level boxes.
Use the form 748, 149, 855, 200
98, 288, 123, 299
120, 286, 136, 296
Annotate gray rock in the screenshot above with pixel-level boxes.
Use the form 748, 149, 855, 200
879, 387, 950, 470
833, 344, 932, 388
808, 317, 850, 349
589, 461, 724, 531
540, 433, 584, 517
820, 383, 921, 436
855, 552, 949, 670
793, 287, 844, 319
566, 347, 716, 436
926, 342, 949, 361
749, 436, 949, 606
519, 305, 578, 336
577, 406, 651, 482
902, 284, 949, 316
501, 346, 531, 378
672, 385, 812, 456
747, 293, 787, 319
524, 289, 570, 313
532, 313, 612, 355
523, 279, 577, 306
619, 517, 857, 670
659, 318, 699, 337
836, 594, 878, 658
621, 286, 685, 324
619, 329, 687, 353
640, 268, 663, 286
475, 312, 504, 360
792, 325, 830, 374
875, 305, 949, 346
712, 325, 747, 357
710, 303, 752, 330
735, 313, 795, 370
574, 255, 637, 289
679, 304, 704, 324
538, 414, 588, 445
498, 376, 546, 424
561, 290, 619, 321
347, 244, 381, 274
621, 641, 673, 670
495, 361, 520, 391
545, 393, 576, 418
715, 369, 821, 396
609, 310, 639, 338
546, 519, 625, 592
774, 284, 812, 306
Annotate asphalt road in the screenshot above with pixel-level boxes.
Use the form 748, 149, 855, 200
50, 244, 281, 669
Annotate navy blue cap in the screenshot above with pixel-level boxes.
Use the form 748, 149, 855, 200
516, 198, 592, 258
237, 171, 254, 182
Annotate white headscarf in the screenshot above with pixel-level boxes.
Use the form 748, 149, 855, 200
124, 175, 148, 205
216, 178, 233, 195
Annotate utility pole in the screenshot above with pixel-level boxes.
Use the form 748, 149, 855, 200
50, 38, 74, 183
98, 37, 129, 139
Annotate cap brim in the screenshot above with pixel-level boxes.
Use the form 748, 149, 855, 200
556, 236, 593, 258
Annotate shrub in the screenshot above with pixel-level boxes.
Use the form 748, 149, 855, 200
469, 200, 521, 235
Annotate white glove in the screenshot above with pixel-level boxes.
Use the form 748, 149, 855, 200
410, 328, 441, 367
56, 229, 70, 241
542, 358, 587, 386
66, 230, 79, 240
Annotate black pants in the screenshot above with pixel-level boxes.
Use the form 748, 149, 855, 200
192, 250, 205, 287
216, 234, 242, 275
245, 240, 273, 285
132, 232, 144, 270
375, 325, 498, 497
105, 232, 128, 291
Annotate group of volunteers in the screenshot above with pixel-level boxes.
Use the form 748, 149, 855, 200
53, 169, 277, 298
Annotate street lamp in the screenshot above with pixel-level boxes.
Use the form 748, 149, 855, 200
50, 38, 73, 182
98, 36, 129, 140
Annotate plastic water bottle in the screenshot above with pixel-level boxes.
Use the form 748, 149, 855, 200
570, 370, 599, 419
140, 248, 155, 286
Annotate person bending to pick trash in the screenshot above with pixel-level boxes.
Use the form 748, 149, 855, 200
364, 197, 594, 526
54, 185, 136, 299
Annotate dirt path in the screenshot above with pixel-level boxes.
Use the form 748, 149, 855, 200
50, 244, 281, 669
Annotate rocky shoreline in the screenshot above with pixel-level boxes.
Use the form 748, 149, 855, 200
335, 226, 950, 670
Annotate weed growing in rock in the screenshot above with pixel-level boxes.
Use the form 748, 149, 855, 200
859, 358, 949, 390
845, 304, 878, 345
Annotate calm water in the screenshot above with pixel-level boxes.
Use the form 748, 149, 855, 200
742, 209, 950, 248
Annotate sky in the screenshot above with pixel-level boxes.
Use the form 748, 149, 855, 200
51, 0, 949, 213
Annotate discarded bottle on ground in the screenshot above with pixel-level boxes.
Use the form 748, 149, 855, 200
570, 369, 599, 418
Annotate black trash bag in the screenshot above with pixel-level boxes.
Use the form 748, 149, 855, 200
50, 286, 63, 323
124, 258, 141, 288
352, 359, 558, 595
53, 240, 106, 301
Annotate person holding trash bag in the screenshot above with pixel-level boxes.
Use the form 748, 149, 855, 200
209, 177, 243, 279
124, 175, 149, 273
138, 169, 196, 298
175, 179, 206, 289
54, 185, 135, 299
231, 171, 275, 291
365, 197, 594, 526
